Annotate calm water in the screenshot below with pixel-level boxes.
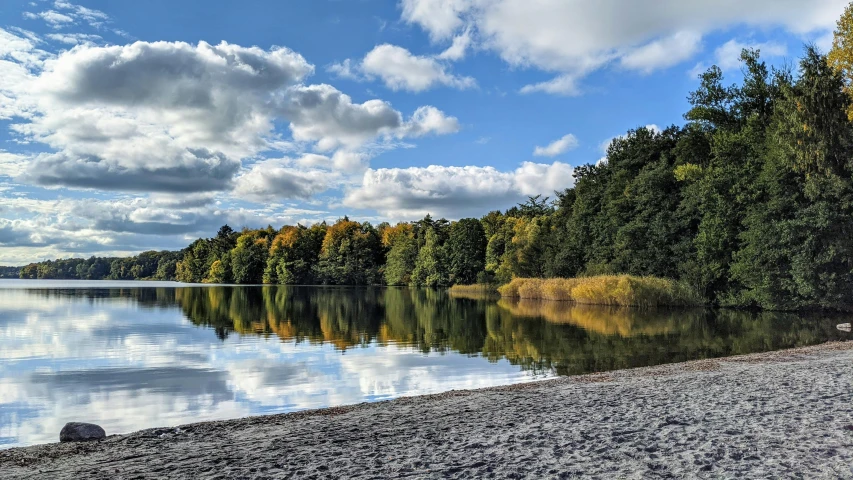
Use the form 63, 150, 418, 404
0, 280, 849, 448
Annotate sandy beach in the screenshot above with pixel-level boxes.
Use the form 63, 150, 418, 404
2, 341, 852, 479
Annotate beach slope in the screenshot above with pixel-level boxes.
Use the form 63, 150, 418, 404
2, 342, 852, 479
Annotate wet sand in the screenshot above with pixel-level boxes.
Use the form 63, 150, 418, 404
2, 341, 852, 479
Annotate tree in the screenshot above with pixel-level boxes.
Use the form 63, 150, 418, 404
314, 219, 383, 285
383, 224, 417, 286
231, 232, 269, 284
412, 228, 448, 287
448, 218, 487, 284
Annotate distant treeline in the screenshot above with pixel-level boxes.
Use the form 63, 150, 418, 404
10, 45, 853, 310
0, 266, 21, 279
16, 251, 182, 281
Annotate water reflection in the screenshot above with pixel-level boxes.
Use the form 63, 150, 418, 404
0, 284, 848, 448
176, 286, 847, 374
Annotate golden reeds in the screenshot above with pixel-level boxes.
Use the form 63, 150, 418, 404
497, 275, 701, 307
447, 283, 499, 300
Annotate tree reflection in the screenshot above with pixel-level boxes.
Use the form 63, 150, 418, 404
23, 286, 847, 376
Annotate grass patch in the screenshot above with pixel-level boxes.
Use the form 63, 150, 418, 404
499, 275, 702, 307
447, 284, 499, 300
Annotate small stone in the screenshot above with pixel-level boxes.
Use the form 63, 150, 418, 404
837, 323, 852, 332
60, 422, 106, 442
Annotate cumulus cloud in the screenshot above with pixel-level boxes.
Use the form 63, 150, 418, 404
533, 134, 579, 157
343, 161, 574, 219
400, 0, 468, 41
24, 149, 240, 193
401, 106, 461, 137
329, 44, 475, 92
282, 84, 459, 150
0, 30, 461, 196
400, 0, 846, 93
233, 159, 334, 202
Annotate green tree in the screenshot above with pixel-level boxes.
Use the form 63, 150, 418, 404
412, 228, 448, 287
447, 218, 487, 284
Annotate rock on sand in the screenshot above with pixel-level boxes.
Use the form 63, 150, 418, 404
59, 423, 106, 442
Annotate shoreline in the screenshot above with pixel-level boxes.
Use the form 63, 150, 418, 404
2, 341, 852, 479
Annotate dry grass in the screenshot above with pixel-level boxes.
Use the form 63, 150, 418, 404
447, 284, 498, 300
496, 278, 526, 298
517, 278, 544, 299
498, 275, 702, 308
540, 278, 578, 301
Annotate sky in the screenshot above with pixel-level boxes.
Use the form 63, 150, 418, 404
0, 0, 846, 265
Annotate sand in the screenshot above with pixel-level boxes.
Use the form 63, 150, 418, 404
2, 341, 852, 479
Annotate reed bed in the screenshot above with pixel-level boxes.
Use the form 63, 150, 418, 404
447, 284, 499, 300
498, 275, 701, 308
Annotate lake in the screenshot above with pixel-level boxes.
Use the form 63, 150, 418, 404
0, 280, 849, 448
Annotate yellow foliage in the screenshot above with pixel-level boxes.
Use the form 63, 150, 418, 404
381, 223, 414, 247
828, 1, 853, 120
673, 163, 703, 182
498, 275, 701, 308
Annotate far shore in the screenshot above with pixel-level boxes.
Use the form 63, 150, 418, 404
2, 341, 851, 479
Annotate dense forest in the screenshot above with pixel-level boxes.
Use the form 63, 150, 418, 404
16, 251, 182, 281
11, 15, 853, 311
0, 266, 21, 279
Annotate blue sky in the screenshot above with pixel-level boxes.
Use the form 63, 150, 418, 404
0, 0, 845, 264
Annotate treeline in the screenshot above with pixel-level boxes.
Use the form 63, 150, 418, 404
173, 46, 853, 311
173, 218, 487, 287
17, 251, 182, 281
0, 266, 21, 278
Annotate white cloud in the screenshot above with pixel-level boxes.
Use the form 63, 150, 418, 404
330, 44, 475, 92
400, 0, 469, 41
45, 33, 102, 45
402, 105, 461, 137
343, 161, 574, 219
400, 0, 847, 94
233, 160, 334, 202
520, 74, 581, 96
0, 30, 460, 195
620, 31, 703, 74
28, 10, 75, 28
283, 85, 459, 150
437, 29, 472, 61
714, 39, 788, 71
533, 134, 578, 157
53, 1, 109, 25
